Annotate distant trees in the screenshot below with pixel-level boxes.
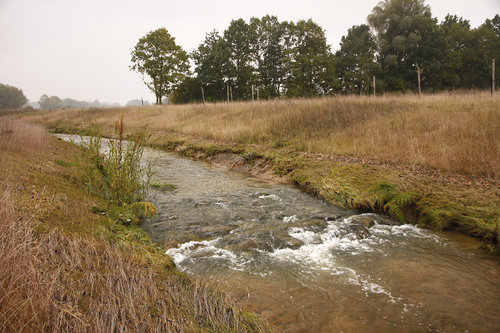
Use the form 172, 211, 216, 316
0, 83, 27, 109
130, 28, 190, 104
38, 95, 119, 110
126, 99, 151, 107
153, 1, 499, 103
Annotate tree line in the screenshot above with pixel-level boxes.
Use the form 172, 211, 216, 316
131, 0, 500, 104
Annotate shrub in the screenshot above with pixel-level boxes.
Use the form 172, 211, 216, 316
80, 116, 152, 206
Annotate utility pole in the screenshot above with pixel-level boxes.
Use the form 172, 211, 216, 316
492, 58, 496, 95
201, 87, 205, 106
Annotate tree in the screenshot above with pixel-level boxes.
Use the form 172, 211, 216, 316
192, 30, 232, 101
438, 15, 471, 89
249, 16, 290, 98
460, 22, 500, 90
39, 95, 64, 110
368, 0, 445, 92
170, 77, 203, 104
223, 19, 255, 99
335, 25, 378, 94
285, 19, 337, 97
131, 28, 190, 104
0, 83, 27, 109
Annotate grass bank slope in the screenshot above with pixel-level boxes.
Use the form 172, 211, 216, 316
0, 118, 273, 332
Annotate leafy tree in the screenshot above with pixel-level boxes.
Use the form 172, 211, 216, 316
223, 19, 255, 99
192, 30, 231, 101
249, 16, 290, 98
130, 28, 190, 104
438, 15, 471, 89
285, 19, 337, 97
39, 95, 64, 110
170, 77, 203, 104
0, 83, 27, 109
368, 0, 445, 92
335, 25, 378, 94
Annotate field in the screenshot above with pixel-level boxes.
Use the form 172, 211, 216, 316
28, 92, 499, 178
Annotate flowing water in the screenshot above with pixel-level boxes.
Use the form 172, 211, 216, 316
59, 135, 500, 332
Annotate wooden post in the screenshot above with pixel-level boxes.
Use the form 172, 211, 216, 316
417, 65, 422, 98
201, 87, 205, 106
252, 85, 255, 101
492, 58, 496, 95
227, 85, 230, 103
373, 76, 376, 97
257, 87, 260, 101
230, 86, 233, 102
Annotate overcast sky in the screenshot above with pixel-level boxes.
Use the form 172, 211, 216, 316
1, 0, 498, 105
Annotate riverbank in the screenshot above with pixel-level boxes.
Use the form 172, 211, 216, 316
0, 118, 273, 332
21, 93, 499, 252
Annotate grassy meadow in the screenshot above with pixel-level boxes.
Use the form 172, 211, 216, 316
0, 118, 273, 332
22, 92, 500, 249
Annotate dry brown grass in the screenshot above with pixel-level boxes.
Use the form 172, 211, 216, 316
0, 189, 271, 332
0, 119, 273, 332
26, 92, 499, 178
0, 117, 50, 152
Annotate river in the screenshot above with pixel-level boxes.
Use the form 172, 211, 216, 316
59, 135, 500, 332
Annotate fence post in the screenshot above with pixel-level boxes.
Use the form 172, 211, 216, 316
493, 59, 496, 95
373, 76, 376, 97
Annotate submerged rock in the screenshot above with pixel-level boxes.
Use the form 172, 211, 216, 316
347, 223, 372, 239
350, 216, 376, 228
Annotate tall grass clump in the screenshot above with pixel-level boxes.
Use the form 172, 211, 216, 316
80, 116, 152, 206
0, 118, 49, 152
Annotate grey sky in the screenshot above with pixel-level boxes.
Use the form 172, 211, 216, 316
1, 0, 498, 105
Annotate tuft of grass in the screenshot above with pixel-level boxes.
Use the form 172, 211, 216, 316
54, 159, 72, 167
0, 118, 49, 153
150, 181, 177, 191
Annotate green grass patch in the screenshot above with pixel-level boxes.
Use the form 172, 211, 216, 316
150, 181, 177, 191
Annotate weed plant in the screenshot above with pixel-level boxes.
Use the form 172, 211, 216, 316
80, 116, 152, 206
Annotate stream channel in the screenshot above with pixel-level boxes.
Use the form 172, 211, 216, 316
60, 135, 500, 332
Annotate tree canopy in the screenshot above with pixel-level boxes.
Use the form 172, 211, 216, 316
149, 1, 499, 103
131, 28, 190, 104
0, 83, 27, 109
